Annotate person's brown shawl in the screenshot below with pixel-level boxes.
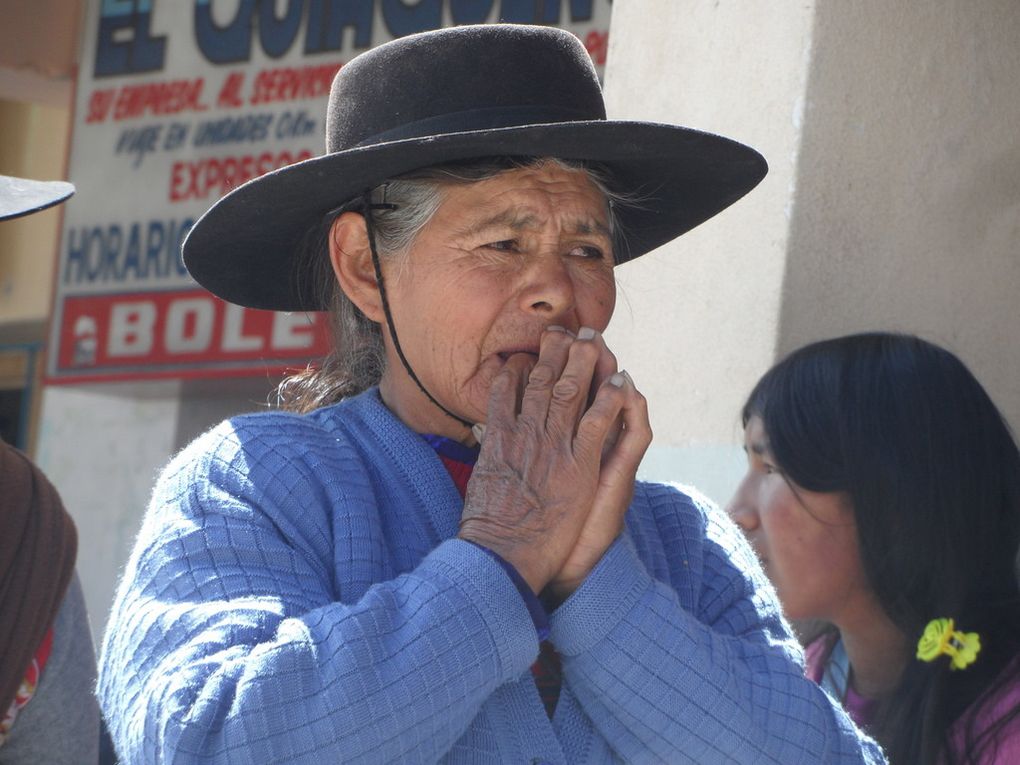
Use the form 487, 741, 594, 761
0, 440, 76, 713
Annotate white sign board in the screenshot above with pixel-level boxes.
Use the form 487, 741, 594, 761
48, 0, 613, 383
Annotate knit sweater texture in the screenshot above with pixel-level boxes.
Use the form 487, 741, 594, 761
98, 388, 885, 764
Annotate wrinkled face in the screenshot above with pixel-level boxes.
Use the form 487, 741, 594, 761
726, 415, 869, 625
378, 162, 616, 437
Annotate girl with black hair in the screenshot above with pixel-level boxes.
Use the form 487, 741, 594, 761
727, 332, 1020, 763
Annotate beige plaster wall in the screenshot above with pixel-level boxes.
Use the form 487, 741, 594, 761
605, 1, 1020, 504
780, 0, 1020, 431
603, 1, 816, 501
36, 382, 183, 639
38, 376, 279, 641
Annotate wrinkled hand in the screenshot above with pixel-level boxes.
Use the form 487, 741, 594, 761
458, 327, 651, 600
545, 336, 651, 605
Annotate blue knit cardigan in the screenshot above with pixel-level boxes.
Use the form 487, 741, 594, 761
98, 388, 884, 764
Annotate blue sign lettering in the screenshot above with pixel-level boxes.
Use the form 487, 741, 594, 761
259, 0, 305, 58
99, 0, 604, 73
94, 0, 167, 77
306, 0, 375, 54
64, 220, 193, 285
450, 0, 495, 24
382, 0, 442, 38
194, 0, 255, 64
500, 0, 595, 23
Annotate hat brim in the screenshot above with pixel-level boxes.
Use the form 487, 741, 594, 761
184, 121, 766, 311
0, 176, 75, 221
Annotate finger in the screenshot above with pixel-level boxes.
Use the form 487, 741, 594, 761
588, 332, 619, 406
572, 374, 649, 565
519, 325, 574, 424
601, 411, 624, 462
545, 326, 603, 436
583, 334, 622, 455
573, 369, 628, 460
486, 352, 536, 430
597, 371, 652, 481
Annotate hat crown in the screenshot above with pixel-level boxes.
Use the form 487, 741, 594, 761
184, 24, 767, 312
325, 24, 606, 153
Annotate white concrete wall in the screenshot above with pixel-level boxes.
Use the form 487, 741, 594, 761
36, 376, 277, 640
604, 0, 1020, 506
603, 1, 816, 504
36, 376, 276, 641
36, 383, 182, 639
779, 0, 1020, 433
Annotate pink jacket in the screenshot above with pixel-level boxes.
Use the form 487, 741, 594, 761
805, 634, 1020, 764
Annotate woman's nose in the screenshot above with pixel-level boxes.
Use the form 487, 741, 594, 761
518, 254, 576, 318
726, 480, 760, 533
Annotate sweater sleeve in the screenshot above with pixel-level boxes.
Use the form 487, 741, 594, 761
97, 421, 539, 764
548, 486, 886, 765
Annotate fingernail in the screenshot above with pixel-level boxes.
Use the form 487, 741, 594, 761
622, 370, 633, 385
471, 423, 486, 444
608, 372, 625, 387
578, 327, 597, 340
546, 325, 568, 333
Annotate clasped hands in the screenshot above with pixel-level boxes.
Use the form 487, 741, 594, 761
458, 325, 652, 604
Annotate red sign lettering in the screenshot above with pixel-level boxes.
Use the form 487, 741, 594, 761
50, 290, 331, 383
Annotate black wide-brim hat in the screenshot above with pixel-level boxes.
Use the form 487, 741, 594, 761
184, 24, 767, 312
0, 175, 75, 221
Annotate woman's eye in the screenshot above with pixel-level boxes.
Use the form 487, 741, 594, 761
485, 240, 517, 252
572, 245, 607, 260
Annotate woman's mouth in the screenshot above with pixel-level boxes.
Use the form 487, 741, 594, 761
496, 349, 540, 362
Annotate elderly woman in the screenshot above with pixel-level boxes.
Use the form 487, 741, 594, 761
98, 25, 883, 764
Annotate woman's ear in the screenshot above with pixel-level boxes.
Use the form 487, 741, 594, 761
328, 211, 385, 322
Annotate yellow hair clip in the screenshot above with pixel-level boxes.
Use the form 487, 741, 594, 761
917, 618, 981, 670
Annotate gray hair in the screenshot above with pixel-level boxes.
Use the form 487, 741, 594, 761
277, 157, 630, 413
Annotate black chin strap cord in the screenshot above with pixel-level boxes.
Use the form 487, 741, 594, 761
361, 189, 474, 430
